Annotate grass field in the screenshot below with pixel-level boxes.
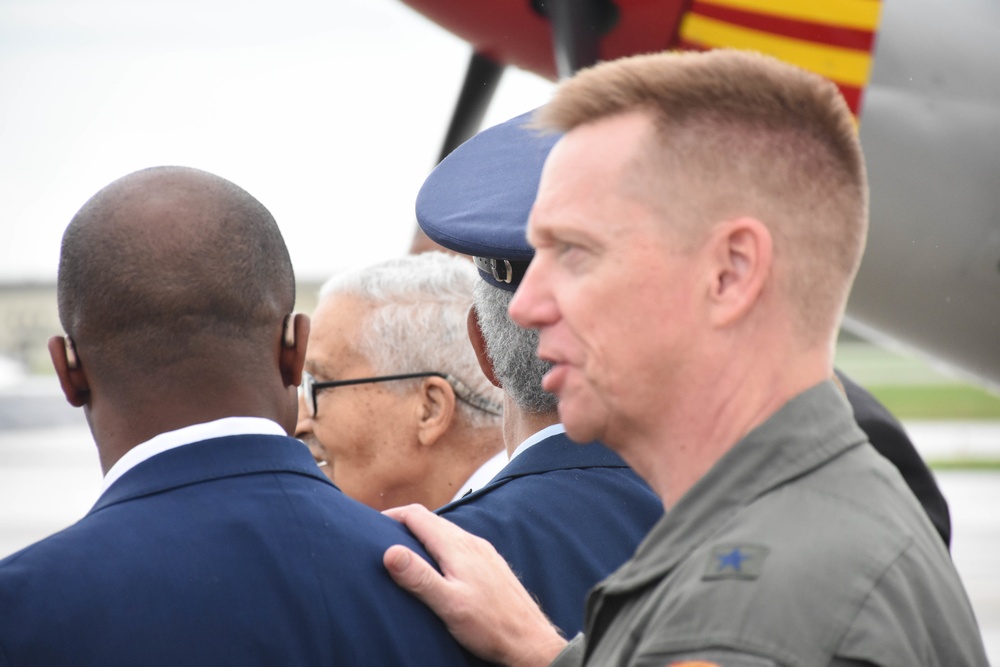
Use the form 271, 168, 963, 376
835, 341, 1000, 420
835, 341, 1000, 468
861, 385, 1000, 420
926, 458, 1000, 471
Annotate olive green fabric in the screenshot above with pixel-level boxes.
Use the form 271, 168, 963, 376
553, 381, 987, 667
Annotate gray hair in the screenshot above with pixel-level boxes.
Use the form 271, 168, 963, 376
319, 253, 502, 428
473, 280, 558, 414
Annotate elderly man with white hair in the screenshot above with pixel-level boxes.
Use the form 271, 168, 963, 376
295, 252, 504, 511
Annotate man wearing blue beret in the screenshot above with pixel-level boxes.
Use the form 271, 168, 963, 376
415, 111, 662, 639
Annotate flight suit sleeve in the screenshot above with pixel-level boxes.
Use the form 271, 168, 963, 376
549, 633, 586, 667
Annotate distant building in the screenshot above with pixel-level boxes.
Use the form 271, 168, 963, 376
0, 283, 60, 374
0, 280, 324, 375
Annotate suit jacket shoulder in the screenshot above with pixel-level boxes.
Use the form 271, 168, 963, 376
0, 434, 470, 666
439, 433, 662, 637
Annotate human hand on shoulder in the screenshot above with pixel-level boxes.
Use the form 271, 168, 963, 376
383, 504, 568, 667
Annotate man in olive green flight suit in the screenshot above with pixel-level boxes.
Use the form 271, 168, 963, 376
381, 49, 989, 667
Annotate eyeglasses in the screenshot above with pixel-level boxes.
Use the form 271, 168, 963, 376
299, 370, 502, 418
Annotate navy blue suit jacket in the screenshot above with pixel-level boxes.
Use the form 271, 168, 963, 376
0, 434, 469, 667
437, 432, 662, 637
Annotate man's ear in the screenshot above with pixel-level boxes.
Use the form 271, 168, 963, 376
466, 306, 501, 388
48, 336, 90, 407
415, 375, 456, 447
706, 217, 772, 328
279, 313, 310, 388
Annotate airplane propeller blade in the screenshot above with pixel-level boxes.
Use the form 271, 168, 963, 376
412, 50, 506, 252
532, 0, 617, 78
438, 50, 506, 163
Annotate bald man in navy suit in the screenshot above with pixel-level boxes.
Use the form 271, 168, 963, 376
0, 167, 470, 666
413, 115, 662, 639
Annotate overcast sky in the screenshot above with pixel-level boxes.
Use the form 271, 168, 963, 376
0, 0, 555, 282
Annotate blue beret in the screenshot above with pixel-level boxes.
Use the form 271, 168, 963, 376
416, 109, 562, 292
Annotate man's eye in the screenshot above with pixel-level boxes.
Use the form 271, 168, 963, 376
557, 242, 578, 256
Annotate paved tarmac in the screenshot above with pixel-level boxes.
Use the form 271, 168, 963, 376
1, 415, 998, 663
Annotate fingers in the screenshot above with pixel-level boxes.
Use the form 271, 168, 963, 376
383, 504, 490, 616
382, 504, 568, 666
382, 504, 417, 523
383, 504, 474, 566
383, 545, 446, 610
383, 503, 447, 534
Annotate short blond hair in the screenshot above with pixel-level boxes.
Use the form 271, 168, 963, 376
537, 49, 868, 343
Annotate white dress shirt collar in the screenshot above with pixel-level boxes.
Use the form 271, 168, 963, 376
101, 416, 287, 493
509, 423, 567, 462
450, 449, 509, 503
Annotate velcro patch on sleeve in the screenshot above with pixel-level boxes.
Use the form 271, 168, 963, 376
702, 544, 770, 580
653, 649, 778, 667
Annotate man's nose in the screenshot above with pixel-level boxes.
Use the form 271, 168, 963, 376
509, 259, 556, 330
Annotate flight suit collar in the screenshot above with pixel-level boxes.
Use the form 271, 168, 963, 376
595, 379, 867, 596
